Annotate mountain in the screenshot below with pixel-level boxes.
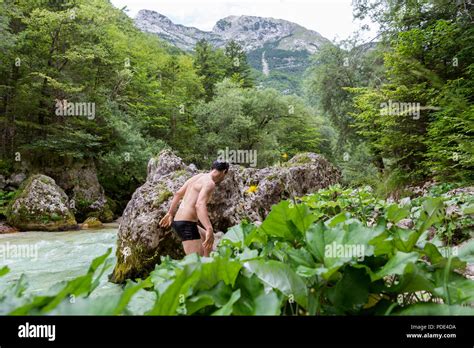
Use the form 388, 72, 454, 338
134, 10, 332, 94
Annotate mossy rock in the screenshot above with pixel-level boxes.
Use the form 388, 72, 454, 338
6, 174, 77, 231
82, 217, 103, 229
85, 205, 114, 223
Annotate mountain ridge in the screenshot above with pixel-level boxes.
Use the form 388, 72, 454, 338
134, 9, 333, 94
135, 9, 330, 53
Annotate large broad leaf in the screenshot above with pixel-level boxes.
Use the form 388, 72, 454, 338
291, 203, 318, 234
325, 212, 349, 228
186, 282, 233, 315
423, 243, 466, 270
232, 274, 281, 315
373, 251, 419, 281
416, 197, 444, 233
305, 222, 334, 263
456, 239, 474, 263
305, 220, 384, 279
113, 277, 153, 315
49, 295, 121, 315
392, 228, 422, 252
212, 289, 241, 316
221, 224, 245, 247
260, 201, 316, 240
385, 204, 410, 223
197, 256, 242, 290
432, 268, 474, 305
286, 246, 317, 268
243, 259, 308, 308
397, 303, 474, 315
327, 267, 370, 313
221, 222, 256, 248
146, 263, 202, 315
384, 263, 435, 293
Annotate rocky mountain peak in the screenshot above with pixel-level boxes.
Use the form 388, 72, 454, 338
134, 10, 329, 53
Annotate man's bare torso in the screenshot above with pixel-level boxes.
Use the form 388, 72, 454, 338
174, 173, 212, 221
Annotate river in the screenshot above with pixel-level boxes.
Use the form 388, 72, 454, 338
0, 226, 119, 294
0, 226, 159, 314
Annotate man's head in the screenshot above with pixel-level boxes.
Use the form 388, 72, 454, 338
210, 161, 229, 183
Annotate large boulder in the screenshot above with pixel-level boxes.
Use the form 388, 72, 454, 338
6, 174, 77, 231
109, 150, 341, 283
44, 161, 114, 223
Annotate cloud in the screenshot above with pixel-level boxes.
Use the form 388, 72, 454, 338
110, 0, 378, 41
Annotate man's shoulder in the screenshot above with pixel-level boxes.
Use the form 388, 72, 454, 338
204, 178, 216, 190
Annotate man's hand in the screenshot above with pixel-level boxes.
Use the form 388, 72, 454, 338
202, 229, 214, 253
159, 212, 173, 228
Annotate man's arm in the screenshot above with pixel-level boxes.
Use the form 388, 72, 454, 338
159, 179, 190, 228
167, 180, 189, 217
195, 181, 215, 252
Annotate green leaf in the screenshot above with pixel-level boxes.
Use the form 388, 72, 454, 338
462, 204, 474, 215
0, 266, 10, 277
197, 256, 242, 290
386, 204, 410, 223
233, 275, 281, 315
456, 239, 474, 263
186, 282, 233, 315
243, 259, 308, 308
327, 267, 370, 312
221, 223, 245, 247
326, 211, 349, 227
385, 263, 435, 293
397, 303, 474, 315
260, 201, 315, 240
416, 197, 444, 233
212, 289, 241, 315
113, 277, 153, 315
147, 263, 202, 315
373, 251, 419, 281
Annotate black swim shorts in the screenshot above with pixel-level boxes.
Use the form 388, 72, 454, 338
171, 220, 201, 241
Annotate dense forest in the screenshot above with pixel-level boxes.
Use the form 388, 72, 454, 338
1, 0, 472, 209
0, 0, 473, 316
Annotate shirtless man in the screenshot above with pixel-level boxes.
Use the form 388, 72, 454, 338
159, 161, 229, 256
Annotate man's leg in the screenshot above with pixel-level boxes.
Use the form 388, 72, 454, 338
182, 240, 203, 256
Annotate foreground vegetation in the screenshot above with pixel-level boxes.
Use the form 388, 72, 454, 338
1, 185, 472, 315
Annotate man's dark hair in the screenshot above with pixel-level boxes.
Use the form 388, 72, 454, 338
212, 161, 229, 173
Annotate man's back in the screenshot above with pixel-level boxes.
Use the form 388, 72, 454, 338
174, 173, 214, 222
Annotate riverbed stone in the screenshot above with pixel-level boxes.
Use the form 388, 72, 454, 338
0, 222, 18, 234
110, 150, 341, 283
82, 216, 103, 229
6, 174, 77, 231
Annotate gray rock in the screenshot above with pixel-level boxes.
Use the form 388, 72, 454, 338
396, 218, 414, 230
6, 173, 27, 188
0, 222, 18, 234
110, 150, 340, 283
6, 174, 77, 231
44, 161, 113, 223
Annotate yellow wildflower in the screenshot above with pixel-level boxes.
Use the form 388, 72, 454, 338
246, 185, 258, 194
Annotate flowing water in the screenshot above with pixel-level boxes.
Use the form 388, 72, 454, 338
0, 226, 121, 298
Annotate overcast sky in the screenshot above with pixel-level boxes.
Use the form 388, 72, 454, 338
110, 0, 379, 42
